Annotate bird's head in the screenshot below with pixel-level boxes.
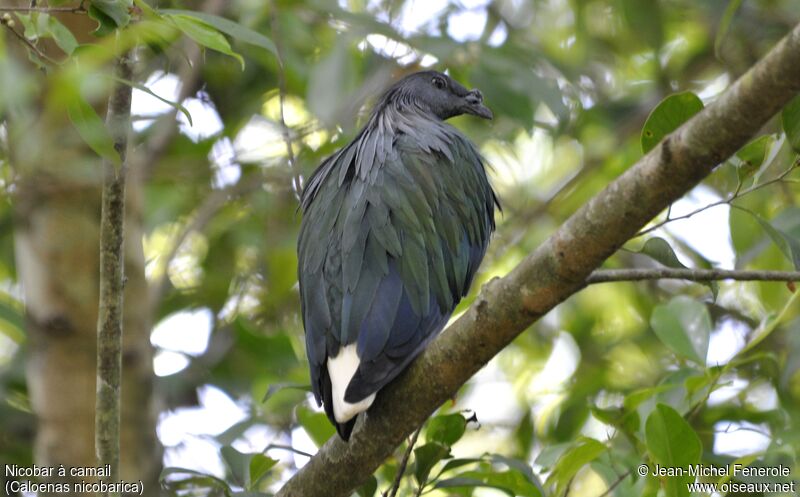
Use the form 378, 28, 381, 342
380, 70, 493, 121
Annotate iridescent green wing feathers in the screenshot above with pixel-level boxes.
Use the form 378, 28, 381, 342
298, 126, 497, 405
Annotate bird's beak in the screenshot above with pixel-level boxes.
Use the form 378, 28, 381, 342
463, 89, 493, 120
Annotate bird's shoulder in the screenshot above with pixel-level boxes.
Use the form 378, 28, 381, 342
301, 117, 482, 203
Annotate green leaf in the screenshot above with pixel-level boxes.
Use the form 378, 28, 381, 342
66, 96, 121, 167
684, 372, 715, 406
638, 237, 686, 268
534, 442, 571, 470
718, 454, 761, 486
87, 6, 116, 36
514, 409, 534, 457
735, 134, 774, 183
434, 476, 514, 496
165, 14, 245, 69
484, 470, 542, 497
15, 13, 40, 39
426, 413, 467, 446
438, 457, 484, 476
590, 406, 624, 426
414, 442, 451, 485
159, 467, 231, 491
623, 384, 674, 411
729, 204, 762, 256
215, 418, 256, 446
641, 92, 704, 153
161, 9, 277, 55
435, 469, 543, 497
132, 0, 158, 17
15, 12, 53, 39
650, 296, 711, 364
442, 469, 542, 497
262, 382, 311, 402
0, 293, 25, 343
782, 94, 800, 151
91, 0, 132, 27
490, 454, 538, 486
620, 0, 664, 49
46, 16, 78, 54
356, 476, 377, 497
637, 237, 717, 298
741, 289, 800, 355
221, 445, 251, 488
296, 405, 334, 447
714, 0, 744, 58
751, 212, 800, 270
88, 0, 132, 35
645, 404, 702, 497
248, 453, 278, 489
14, 13, 77, 55
133, 18, 180, 54
545, 437, 606, 497
113, 75, 193, 125
220, 447, 276, 490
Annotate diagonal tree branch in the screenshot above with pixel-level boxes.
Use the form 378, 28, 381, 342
276, 21, 800, 497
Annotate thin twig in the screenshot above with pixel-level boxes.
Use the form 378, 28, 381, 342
0, 4, 86, 13
265, 443, 315, 459
384, 426, 422, 497
688, 367, 724, 421
95, 52, 133, 497
634, 159, 799, 238
595, 469, 632, 497
586, 268, 800, 284
0, 19, 60, 65
270, 0, 303, 201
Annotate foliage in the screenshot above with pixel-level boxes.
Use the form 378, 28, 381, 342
1, 0, 799, 496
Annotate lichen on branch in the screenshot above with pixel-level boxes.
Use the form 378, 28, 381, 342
95, 52, 133, 497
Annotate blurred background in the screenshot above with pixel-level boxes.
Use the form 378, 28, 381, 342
1, 0, 800, 495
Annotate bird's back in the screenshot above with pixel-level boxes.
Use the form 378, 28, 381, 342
298, 100, 497, 440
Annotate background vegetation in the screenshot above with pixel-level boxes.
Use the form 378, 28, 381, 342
0, 0, 799, 496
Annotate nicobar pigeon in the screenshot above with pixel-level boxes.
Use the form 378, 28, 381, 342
297, 70, 500, 440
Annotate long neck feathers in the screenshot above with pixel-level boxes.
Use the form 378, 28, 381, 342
301, 88, 459, 210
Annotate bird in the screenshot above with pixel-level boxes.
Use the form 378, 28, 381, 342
297, 70, 499, 440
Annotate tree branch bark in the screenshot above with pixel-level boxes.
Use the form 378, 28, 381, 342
10, 14, 158, 495
587, 268, 800, 283
95, 53, 133, 497
276, 21, 800, 497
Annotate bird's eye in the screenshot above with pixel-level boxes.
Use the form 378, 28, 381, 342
432, 77, 446, 90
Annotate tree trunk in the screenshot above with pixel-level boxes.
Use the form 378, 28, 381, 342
10, 113, 161, 496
